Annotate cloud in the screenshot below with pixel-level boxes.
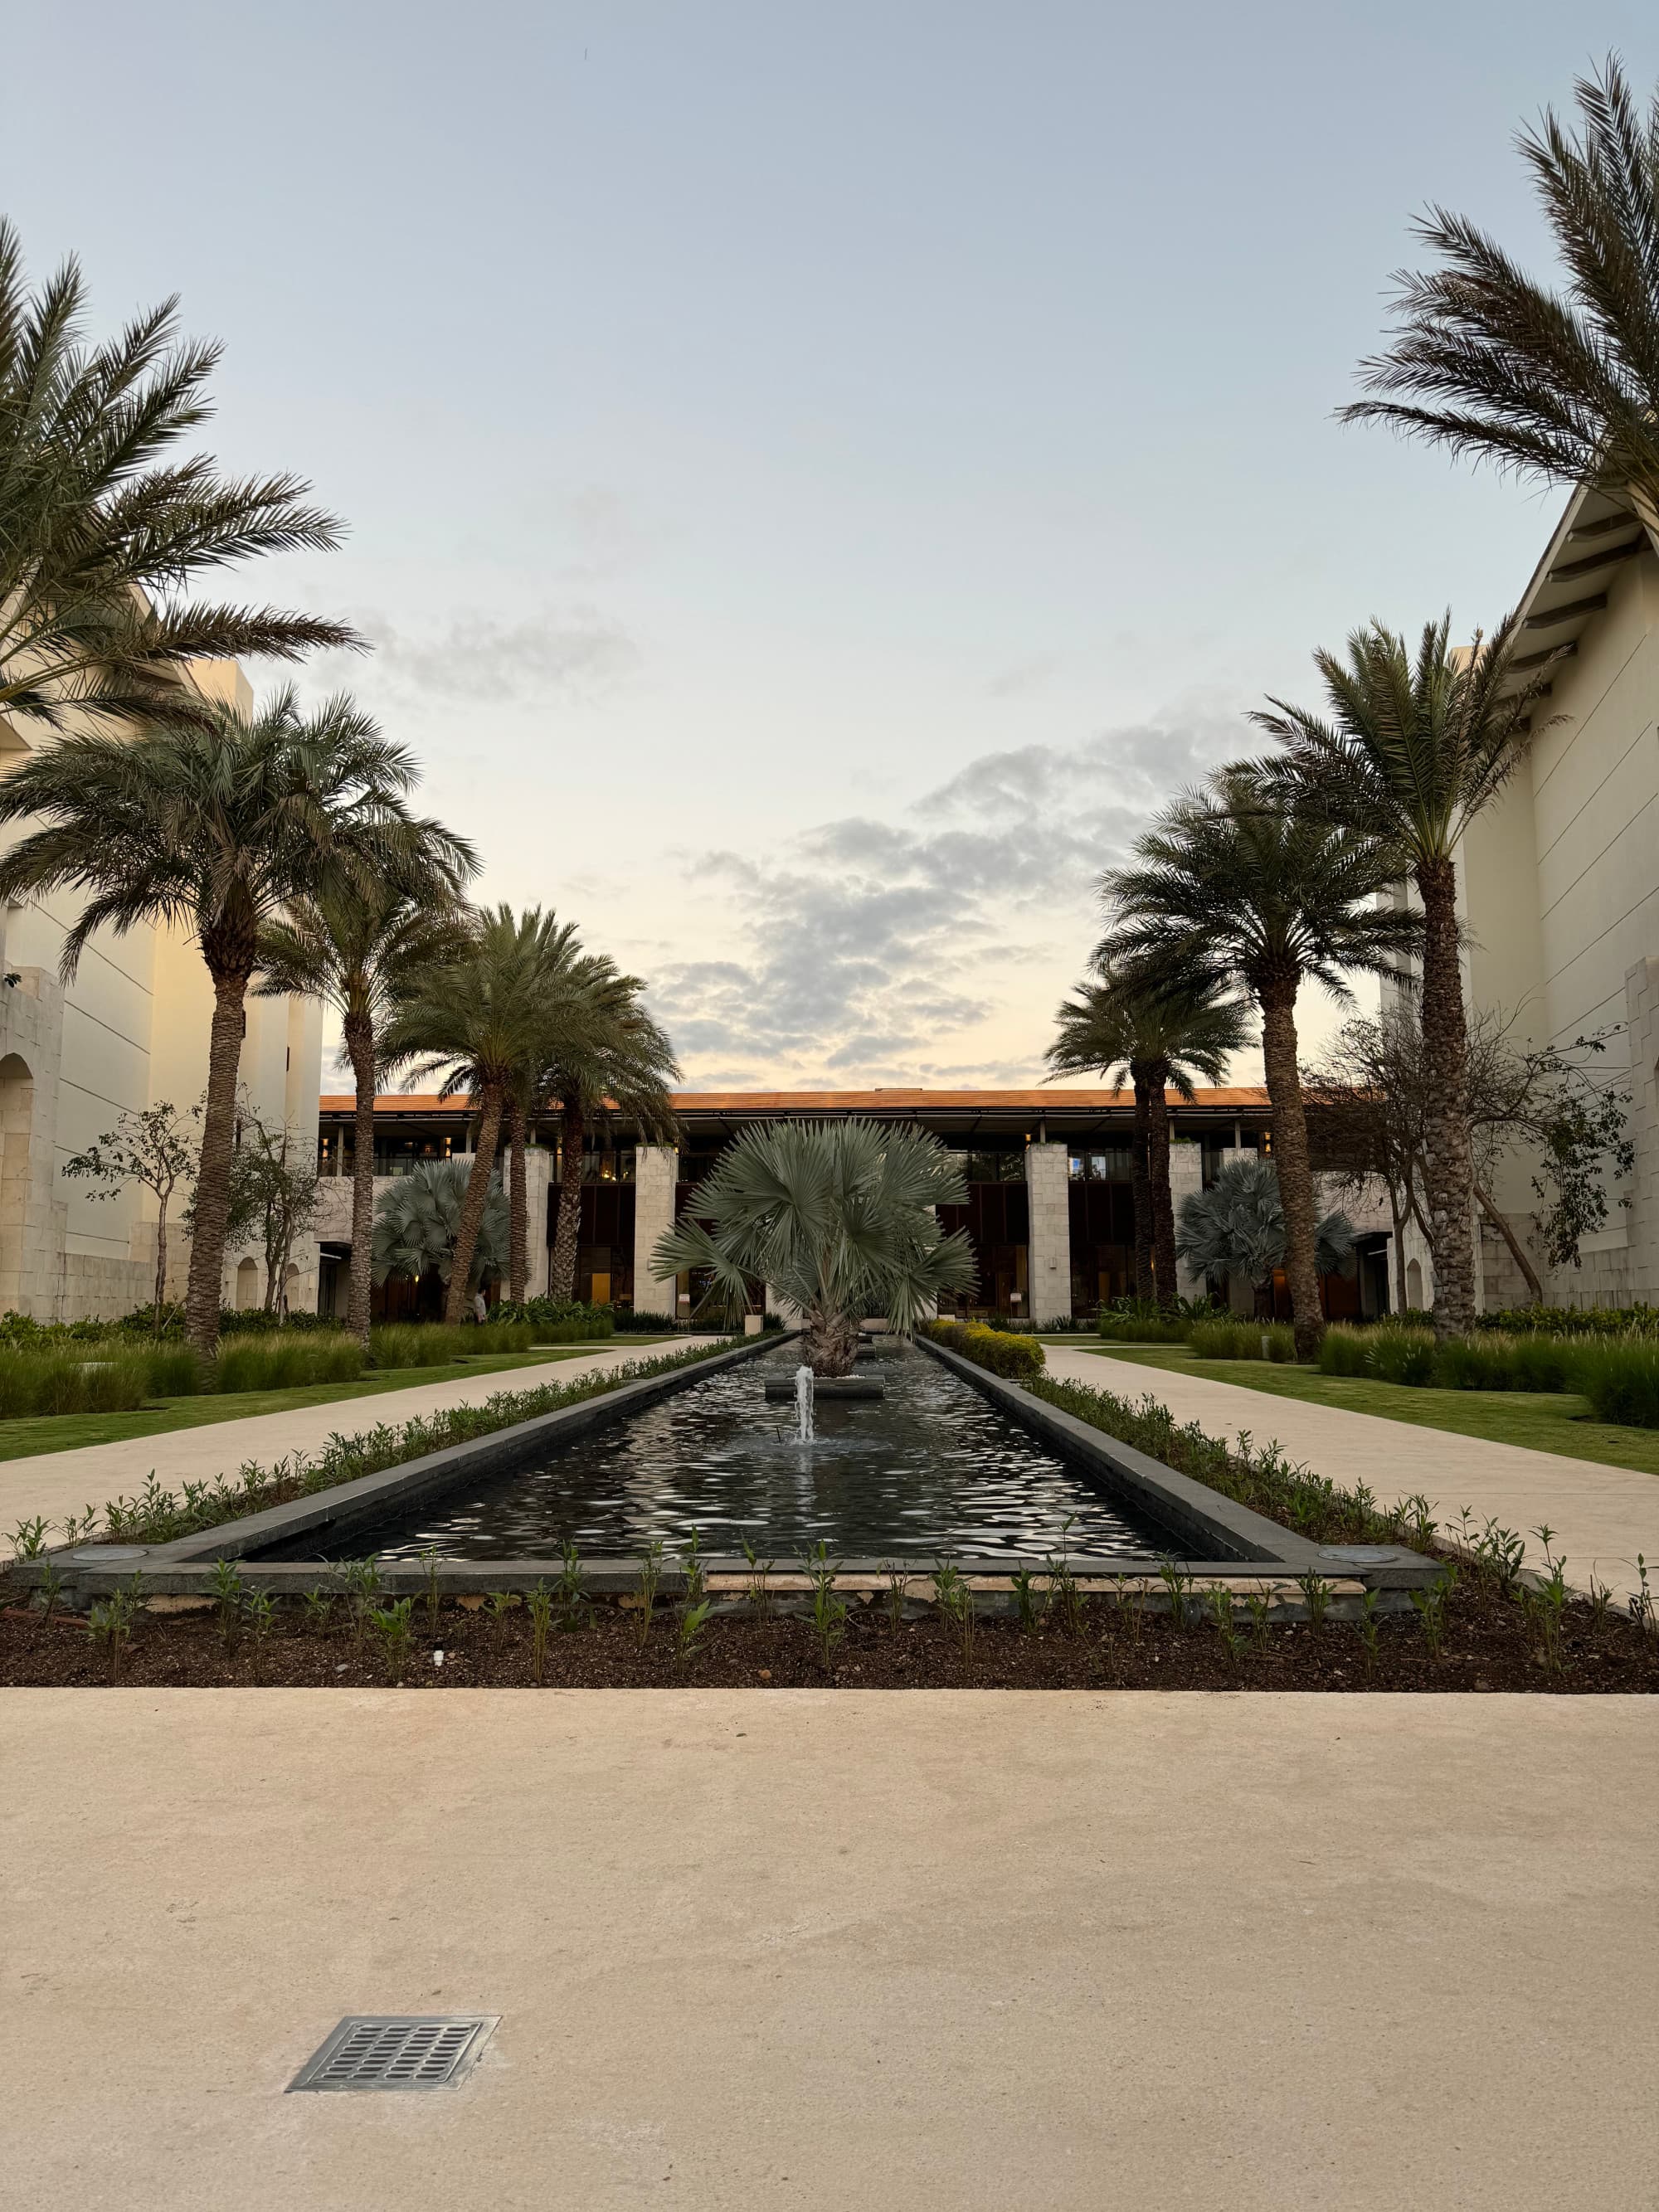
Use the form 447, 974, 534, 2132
353, 605, 640, 705
649, 696, 1247, 1087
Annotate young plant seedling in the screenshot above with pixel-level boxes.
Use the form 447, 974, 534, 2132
210, 1557, 246, 1655
1409, 1563, 1457, 1662
635, 1539, 664, 1647
882, 1561, 909, 1634
302, 1585, 335, 1636
1630, 1556, 1657, 1642
9, 1515, 48, 1560
675, 1597, 713, 1665
341, 1558, 383, 1651
527, 1583, 554, 1683
805, 1543, 848, 1670
932, 1558, 974, 1665
556, 1538, 591, 1631
1355, 1587, 1383, 1675
483, 1590, 522, 1640
370, 1597, 415, 1683
419, 1544, 443, 1636
1011, 1563, 1044, 1636
680, 1527, 706, 1607
33, 1557, 64, 1631
85, 1573, 144, 1683
1296, 1572, 1333, 1632
1157, 1558, 1194, 1633
1207, 1584, 1243, 1666
245, 1588, 276, 1681
1245, 1589, 1273, 1652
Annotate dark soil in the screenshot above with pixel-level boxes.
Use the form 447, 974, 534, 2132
5, 1584, 1657, 1691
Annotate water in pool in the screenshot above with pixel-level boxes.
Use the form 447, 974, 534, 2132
326, 1342, 1180, 1562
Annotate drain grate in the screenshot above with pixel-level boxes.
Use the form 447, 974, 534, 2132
288, 2015, 498, 2093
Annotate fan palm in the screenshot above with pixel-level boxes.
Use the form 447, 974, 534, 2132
654, 1120, 976, 1374
1175, 1154, 1355, 1310
256, 840, 478, 1344
0, 688, 425, 1353
1100, 766, 1418, 1359
0, 216, 358, 734
1342, 58, 1659, 545
379, 905, 578, 1324
372, 1157, 508, 1293
1253, 615, 1555, 1337
542, 970, 680, 1304
1046, 964, 1253, 1308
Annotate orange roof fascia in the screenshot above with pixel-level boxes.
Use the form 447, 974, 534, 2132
319, 1085, 1272, 1114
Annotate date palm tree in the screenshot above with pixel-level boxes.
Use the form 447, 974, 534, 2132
256, 839, 478, 1344
1253, 615, 1556, 1337
0, 216, 358, 733
1100, 767, 1418, 1359
0, 688, 424, 1354
542, 968, 680, 1305
379, 905, 578, 1324
654, 1119, 976, 1373
1046, 964, 1253, 1308
1342, 58, 1659, 547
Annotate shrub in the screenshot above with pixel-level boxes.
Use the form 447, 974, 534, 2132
1187, 1319, 1297, 1363
369, 1321, 535, 1371
922, 1319, 1044, 1378
1317, 1326, 1371, 1378
0, 1347, 165, 1419
1365, 1325, 1437, 1387
1572, 1339, 1659, 1429
491, 1298, 616, 1339
1479, 1302, 1659, 1339
1097, 1315, 1190, 1344
211, 1336, 364, 1394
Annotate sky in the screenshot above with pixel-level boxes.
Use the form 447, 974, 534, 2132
8, 2, 1659, 1092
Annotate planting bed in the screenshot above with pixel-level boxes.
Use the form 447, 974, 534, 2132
5, 1578, 1657, 1691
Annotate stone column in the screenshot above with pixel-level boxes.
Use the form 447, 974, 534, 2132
523, 1146, 554, 1299
1625, 956, 1659, 1302
1168, 1139, 1205, 1300
631, 1145, 679, 1317
1024, 1143, 1073, 1326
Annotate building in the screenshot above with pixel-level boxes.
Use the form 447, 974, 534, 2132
0, 659, 325, 1320
1457, 487, 1659, 1309
315, 1087, 1392, 1324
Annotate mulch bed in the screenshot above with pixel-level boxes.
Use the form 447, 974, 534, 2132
5, 1584, 1658, 1691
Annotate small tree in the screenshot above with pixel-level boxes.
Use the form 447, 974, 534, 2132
62, 1103, 199, 1331
219, 1111, 322, 1315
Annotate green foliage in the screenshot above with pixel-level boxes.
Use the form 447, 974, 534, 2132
674, 1597, 713, 1665
635, 1539, 664, 1646
931, 1557, 974, 1664
655, 1119, 976, 1363
1187, 1319, 1297, 1363
86, 1574, 145, 1681
367, 1320, 534, 1369
1176, 1155, 1355, 1294
369, 1597, 416, 1681
1296, 1571, 1333, 1631
1410, 1564, 1457, 1660
1207, 1584, 1244, 1665
1479, 1304, 1659, 1339
92, 1343, 732, 1545
1574, 1339, 1659, 1431
1318, 1322, 1659, 1428
212, 1334, 363, 1393
805, 1542, 849, 1669
527, 1583, 554, 1682
922, 1318, 1045, 1378
372, 1159, 509, 1290
490, 1298, 616, 1339
1097, 1307, 1191, 1344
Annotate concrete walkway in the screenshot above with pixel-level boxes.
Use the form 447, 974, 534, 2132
2, 1339, 723, 1542
2, 1689, 1652, 2210
1045, 1344, 1659, 1606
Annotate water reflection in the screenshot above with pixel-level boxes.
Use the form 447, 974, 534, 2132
331, 1343, 1177, 1562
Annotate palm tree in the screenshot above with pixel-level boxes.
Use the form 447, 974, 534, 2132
256, 848, 477, 1345
0, 217, 358, 733
1101, 767, 1418, 1360
1253, 615, 1555, 1337
372, 1158, 508, 1298
498, 917, 588, 1304
1342, 58, 1659, 547
0, 689, 424, 1354
1175, 1154, 1355, 1315
379, 906, 575, 1324
1046, 965, 1252, 1308
542, 971, 680, 1304
654, 1120, 976, 1373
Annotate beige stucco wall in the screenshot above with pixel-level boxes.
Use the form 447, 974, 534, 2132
0, 658, 326, 1321
1461, 540, 1659, 1307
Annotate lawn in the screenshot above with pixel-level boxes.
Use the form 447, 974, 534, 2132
1061, 1341, 1659, 1479
0, 1341, 671, 1464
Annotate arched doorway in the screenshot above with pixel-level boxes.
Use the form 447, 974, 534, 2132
0, 1053, 35, 1313
236, 1257, 259, 1310
1406, 1257, 1423, 1311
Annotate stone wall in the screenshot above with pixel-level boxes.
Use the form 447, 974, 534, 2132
1626, 955, 1659, 1304
632, 1145, 679, 1317
1024, 1143, 1072, 1325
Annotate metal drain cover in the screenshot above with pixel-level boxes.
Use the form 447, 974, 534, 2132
288, 2015, 498, 2093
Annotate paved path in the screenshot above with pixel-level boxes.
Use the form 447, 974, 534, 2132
1044, 1343, 1659, 1606
2, 1339, 724, 1544
1, 1688, 1652, 2210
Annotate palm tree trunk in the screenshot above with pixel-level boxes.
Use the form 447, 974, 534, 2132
506, 1096, 528, 1304
1474, 1177, 1543, 1303
1144, 1063, 1178, 1310
1129, 1073, 1155, 1301
445, 1086, 504, 1325
343, 1013, 377, 1348
551, 1098, 584, 1301
1416, 857, 1477, 1340
184, 973, 249, 1358
1258, 982, 1324, 1361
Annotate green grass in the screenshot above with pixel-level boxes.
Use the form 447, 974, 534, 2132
1073, 1342, 1659, 1478
0, 1343, 656, 1464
